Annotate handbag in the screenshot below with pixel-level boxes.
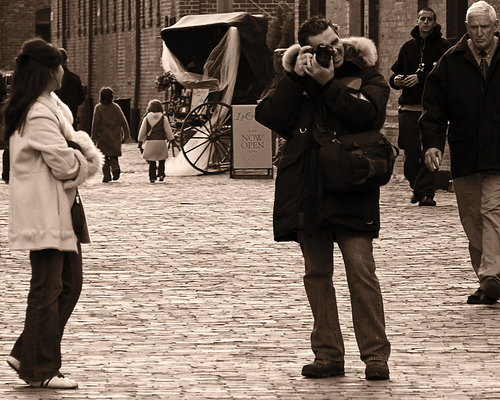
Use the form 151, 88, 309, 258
313, 106, 398, 193
318, 130, 398, 193
71, 190, 91, 243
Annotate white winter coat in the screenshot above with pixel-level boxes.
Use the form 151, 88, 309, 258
8, 92, 102, 252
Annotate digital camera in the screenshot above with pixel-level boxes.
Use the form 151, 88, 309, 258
314, 44, 336, 68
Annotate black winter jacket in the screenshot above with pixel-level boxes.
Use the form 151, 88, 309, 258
420, 34, 500, 179
390, 25, 451, 106
255, 38, 389, 242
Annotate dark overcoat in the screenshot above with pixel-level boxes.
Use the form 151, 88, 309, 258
420, 34, 500, 179
91, 102, 130, 157
255, 37, 390, 242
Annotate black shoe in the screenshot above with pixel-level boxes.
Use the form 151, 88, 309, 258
301, 359, 345, 378
419, 196, 436, 206
365, 361, 389, 380
467, 288, 483, 304
482, 277, 500, 303
112, 169, 121, 181
467, 288, 497, 305
411, 195, 418, 204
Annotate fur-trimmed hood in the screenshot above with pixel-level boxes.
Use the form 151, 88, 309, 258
282, 37, 378, 73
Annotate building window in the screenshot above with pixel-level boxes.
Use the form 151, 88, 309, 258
36, 8, 51, 42
447, 0, 468, 44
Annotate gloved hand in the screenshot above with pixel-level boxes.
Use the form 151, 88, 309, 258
138, 141, 144, 154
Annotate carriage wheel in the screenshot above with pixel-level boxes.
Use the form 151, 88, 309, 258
179, 101, 232, 174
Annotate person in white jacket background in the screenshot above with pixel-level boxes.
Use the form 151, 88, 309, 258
3, 38, 102, 389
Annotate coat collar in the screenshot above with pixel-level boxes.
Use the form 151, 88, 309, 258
410, 24, 444, 42
450, 32, 500, 67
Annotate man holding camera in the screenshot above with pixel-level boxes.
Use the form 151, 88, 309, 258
390, 8, 451, 206
256, 16, 391, 380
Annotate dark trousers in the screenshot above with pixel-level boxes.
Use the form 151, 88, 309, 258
148, 160, 165, 181
10, 246, 82, 381
398, 110, 437, 198
103, 156, 120, 182
297, 231, 390, 364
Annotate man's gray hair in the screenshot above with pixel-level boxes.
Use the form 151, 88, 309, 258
466, 1, 498, 23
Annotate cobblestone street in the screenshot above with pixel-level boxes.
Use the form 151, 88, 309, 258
1, 143, 500, 399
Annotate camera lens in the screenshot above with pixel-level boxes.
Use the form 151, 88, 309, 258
315, 45, 333, 68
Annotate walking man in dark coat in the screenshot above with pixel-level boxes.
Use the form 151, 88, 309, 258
390, 8, 451, 206
420, 1, 500, 305
256, 16, 391, 380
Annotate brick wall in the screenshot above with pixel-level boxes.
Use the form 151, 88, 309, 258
0, 0, 51, 71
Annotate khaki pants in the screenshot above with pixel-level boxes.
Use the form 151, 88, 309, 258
454, 172, 500, 284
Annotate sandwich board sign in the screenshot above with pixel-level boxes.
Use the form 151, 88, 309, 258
231, 104, 273, 178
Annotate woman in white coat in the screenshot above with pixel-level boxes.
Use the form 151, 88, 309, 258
4, 38, 102, 389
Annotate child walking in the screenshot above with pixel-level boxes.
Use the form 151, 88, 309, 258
137, 99, 174, 183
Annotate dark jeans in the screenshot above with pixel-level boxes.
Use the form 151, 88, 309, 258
10, 246, 83, 381
398, 110, 437, 198
297, 231, 390, 364
148, 160, 165, 181
103, 156, 120, 181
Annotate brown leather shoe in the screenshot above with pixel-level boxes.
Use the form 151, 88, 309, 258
301, 359, 345, 378
365, 361, 390, 380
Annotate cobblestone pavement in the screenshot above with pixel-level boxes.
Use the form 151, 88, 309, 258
1, 143, 500, 400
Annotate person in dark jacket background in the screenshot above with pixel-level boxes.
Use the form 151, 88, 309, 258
390, 8, 451, 206
420, 1, 500, 305
91, 87, 130, 182
54, 48, 85, 129
255, 16, 391, 381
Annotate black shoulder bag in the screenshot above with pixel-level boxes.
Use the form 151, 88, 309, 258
313, 106, 399, 193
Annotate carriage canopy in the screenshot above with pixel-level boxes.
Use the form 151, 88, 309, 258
160, 12, 274, 105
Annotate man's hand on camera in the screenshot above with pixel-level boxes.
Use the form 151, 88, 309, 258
306, 56, 334, 85
294, 46, 314, 77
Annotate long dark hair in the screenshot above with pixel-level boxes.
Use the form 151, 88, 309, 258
3, 38, 62, 142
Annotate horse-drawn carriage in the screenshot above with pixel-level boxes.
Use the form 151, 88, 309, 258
160, 12, 274, 174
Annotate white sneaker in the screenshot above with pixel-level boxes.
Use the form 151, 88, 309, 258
28, 375, 78, 389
